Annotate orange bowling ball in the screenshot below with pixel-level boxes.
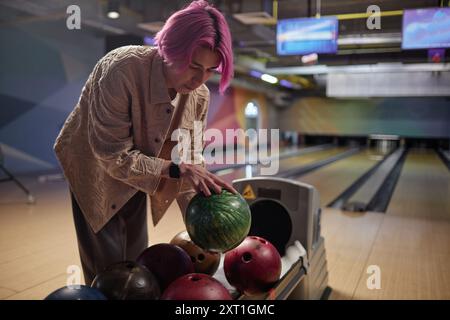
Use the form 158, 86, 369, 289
170, 230, 221, 276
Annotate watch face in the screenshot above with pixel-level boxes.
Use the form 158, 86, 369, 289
170, 163, 180, 178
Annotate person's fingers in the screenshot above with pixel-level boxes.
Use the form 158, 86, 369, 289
210, 175, 238, 194
189, 177, 201, 194
199, 180, 211, 197
193, 183, 202, 194
189, 166, 238, 196
205, 178, 222, 195
224, 182, 238, 194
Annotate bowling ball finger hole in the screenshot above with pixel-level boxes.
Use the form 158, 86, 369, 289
190, 256, 196, 263
242, 252, 252, 263
189, 275, 201, 282
197, 254, 205, 262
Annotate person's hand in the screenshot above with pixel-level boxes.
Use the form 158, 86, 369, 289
179, 162, 238, 197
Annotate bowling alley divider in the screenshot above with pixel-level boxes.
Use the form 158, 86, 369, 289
0, 300, 448, 318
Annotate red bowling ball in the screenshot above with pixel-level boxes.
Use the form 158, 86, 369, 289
137, 243, 194, 291
161, 273, 232, 300
224, 236, 282, 295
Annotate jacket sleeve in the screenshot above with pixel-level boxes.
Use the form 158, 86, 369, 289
87, 59, 164, 195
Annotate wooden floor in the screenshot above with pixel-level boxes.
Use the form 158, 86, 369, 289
322, 209, 450, 299
0, 176, 187, 300
0, 148, 449, 299
321, 149, 450, 299
387, 150, 450, 219
298, 148, 385, 206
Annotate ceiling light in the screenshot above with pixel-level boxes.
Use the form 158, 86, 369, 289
301, 53, 318, 64
107, 11, 119, 19
107, 0, 120, 19
261, 74, 278, 84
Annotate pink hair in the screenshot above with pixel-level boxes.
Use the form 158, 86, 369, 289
154, 0, 233, 94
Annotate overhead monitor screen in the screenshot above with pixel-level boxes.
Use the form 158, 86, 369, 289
402, 7, 450, 49
277, 17, 338, 55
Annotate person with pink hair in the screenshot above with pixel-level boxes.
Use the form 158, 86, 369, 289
54, 0, 236, 285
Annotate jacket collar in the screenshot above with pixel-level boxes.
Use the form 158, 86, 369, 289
150, 51, 172, 105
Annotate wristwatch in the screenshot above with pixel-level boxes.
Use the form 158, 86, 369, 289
169, 162, 180, 179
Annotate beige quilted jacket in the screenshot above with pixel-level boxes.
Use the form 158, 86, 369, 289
54, 45, 208, 233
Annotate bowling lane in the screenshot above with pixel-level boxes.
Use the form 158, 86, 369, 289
296, 148, 387, 207
386, 149, 450, 220
206, 144, 313, 172
351, 149, 450, 299
215, 147, 350, 183
321, 207, 450, 300
319, 208, 385, 300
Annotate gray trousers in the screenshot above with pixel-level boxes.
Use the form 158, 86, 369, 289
71, 191, 148, 285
